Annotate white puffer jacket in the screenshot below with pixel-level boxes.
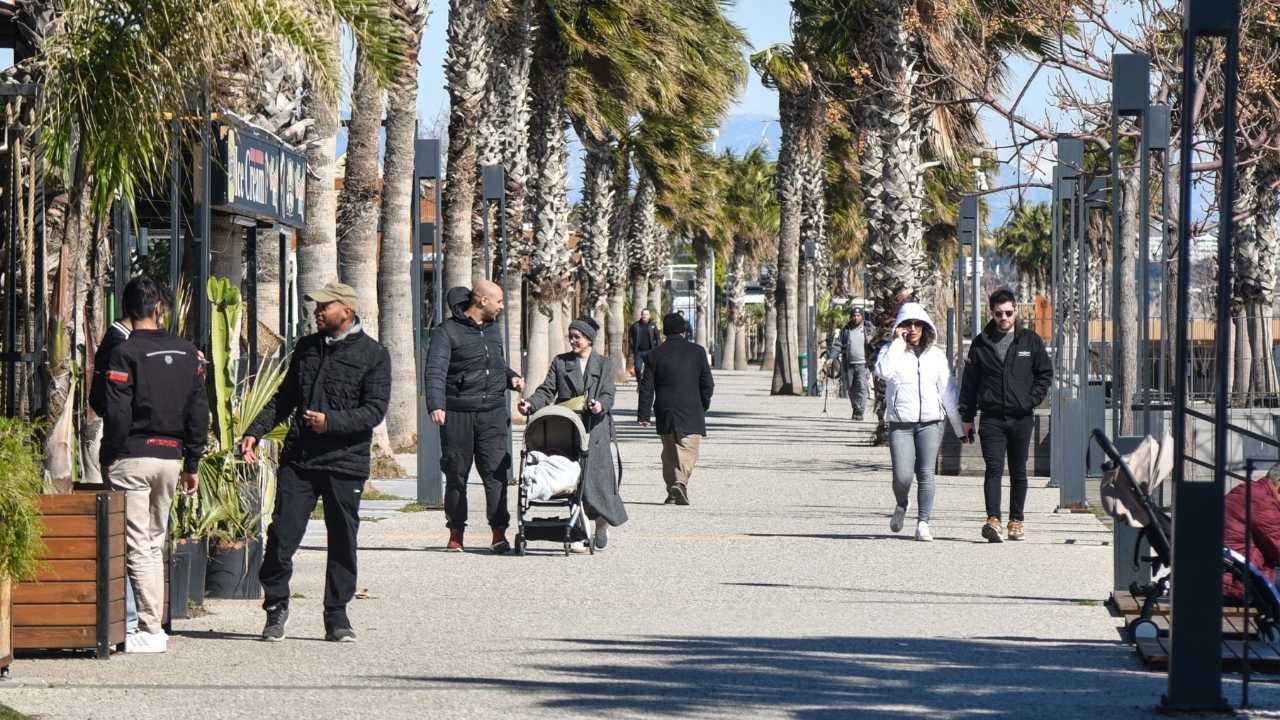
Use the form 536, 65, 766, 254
874, 303, 964, 437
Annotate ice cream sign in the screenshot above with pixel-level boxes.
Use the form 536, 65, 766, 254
212, 123, 307, 228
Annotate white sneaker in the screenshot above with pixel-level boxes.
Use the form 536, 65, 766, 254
915, 521, 933, 542
890, 506, 906, 533
125, 630, 168, 654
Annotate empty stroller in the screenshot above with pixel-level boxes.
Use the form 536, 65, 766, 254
515, 405, 593, 556
1092, 429, 1280, 642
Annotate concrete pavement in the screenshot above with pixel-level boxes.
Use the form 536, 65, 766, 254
4, 370, 1280, 719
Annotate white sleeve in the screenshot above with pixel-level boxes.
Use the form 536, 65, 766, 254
874, 337, 907, 381
934, 352, 964, 437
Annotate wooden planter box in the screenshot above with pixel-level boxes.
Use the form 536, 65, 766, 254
1, 576, 12, 676
13, 490, 126, 658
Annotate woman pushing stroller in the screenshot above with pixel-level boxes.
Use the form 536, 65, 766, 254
519, 318, 628, 551
874, 302, 966, 542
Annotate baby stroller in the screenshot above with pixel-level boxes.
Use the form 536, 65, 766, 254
1091, 429, 1280, 642
515, 405, 592, 556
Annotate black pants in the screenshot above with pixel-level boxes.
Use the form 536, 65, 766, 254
979, 415, 1034, 522
260, 464, 363, 629
442, 406, 511, 531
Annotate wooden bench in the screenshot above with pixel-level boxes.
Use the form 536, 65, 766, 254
1109, 590, 1280, 672
13, 490, 126, 658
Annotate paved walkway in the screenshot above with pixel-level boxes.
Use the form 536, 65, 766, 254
6, 371, 1280, 719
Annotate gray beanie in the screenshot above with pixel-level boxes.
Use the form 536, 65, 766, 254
569, 318, 598, 342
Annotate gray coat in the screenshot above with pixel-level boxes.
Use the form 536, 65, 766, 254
527, 351, 628, 526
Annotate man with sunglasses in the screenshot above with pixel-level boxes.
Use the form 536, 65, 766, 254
959, 289, 1053, 543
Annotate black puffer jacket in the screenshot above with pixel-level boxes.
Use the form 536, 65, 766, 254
425, 287, 519, 413
245, 323, 391, 478
958, 322, 1053, 421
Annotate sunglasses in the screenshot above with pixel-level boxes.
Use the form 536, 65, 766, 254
902, 320, 927, 329
993, 310, 1016, 318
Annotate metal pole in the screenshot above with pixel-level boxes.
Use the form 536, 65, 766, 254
198, 89, 212, 352
4, 149, 16, 416
1166, 0, 1238, 708
278, 226, 289, 353
169, 118, 182, 310
1110, 114, 1121, 439
1139, 110, 1152, 435
246, 225, 259, 375
971, 230, 981, 338
33, 132, 46, 417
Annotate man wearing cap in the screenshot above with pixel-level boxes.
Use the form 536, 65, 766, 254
240, 281, 391, 643
425, 280, 525, 553
637, 313, 714, 505
839, 308, 869, 420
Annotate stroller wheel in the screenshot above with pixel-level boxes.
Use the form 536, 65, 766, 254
563, 541, 571, 557
1127, 617, 1160, 643
514, 534, 526, 556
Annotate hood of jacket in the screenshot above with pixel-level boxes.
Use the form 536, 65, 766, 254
893, 303, 937, 336
447, 286, 473, 321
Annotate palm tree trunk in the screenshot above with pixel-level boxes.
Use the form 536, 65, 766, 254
297, 30, 341, 332
627, 174, 657, 322
1116, 168, 1139, 432
442, 0, 494, 289
338, 48, 385, 340
630, 273, 648, 323
771, 88, 805, 395
607, 286, 627, 381
578, 129, 615, 318
719, 320, 736, 370
648, 279, 662, 319
378, 0, 428, 450
760, 264, 777, 371
523, 10, 572, 390
735, 319, 750, 371
693, 231, 709, 348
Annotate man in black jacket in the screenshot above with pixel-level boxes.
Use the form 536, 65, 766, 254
959, 289, 1053, 543
103, 276, 208, 653
638, 313, 714, 505
425, 280, 524, 553
627, 308, 660, 380
241, 281, 391, 643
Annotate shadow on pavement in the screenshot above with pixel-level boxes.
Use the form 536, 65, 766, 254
380, 634, 1188, 718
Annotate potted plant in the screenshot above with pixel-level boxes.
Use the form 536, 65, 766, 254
0, 417, 45, 674
200, 278, 287, 600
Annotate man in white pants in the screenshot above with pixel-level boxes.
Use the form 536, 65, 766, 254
103, 276, 208, 653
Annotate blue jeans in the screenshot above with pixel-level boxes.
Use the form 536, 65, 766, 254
888, 421, 943, 523
634, 350, 652, 381
126, 580, 138, 633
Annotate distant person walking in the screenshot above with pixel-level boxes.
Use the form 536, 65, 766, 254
425, 281, 525, 554
628, 308, 661, 381
874, 302, 965, 542
242, 281, 391, 643
959, 289, 1053, 543
103, 276, 208, 653
839, 308, 869, 420
520, 317, 627, 551
638, 313, 714, 505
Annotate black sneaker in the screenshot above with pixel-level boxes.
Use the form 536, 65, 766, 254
664, 489, 677, 504
325, 626, 358, 643
261, 606, 288, 642
670, 484, 690, 506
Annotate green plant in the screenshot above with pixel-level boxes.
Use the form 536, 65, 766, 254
0, 416, 47, 582
207, 276, 242, 450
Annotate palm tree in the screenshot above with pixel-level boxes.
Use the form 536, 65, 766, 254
719, 148, 779, 370
36, 0, 403, 477
993, 202, 1052, 300
338, 50, 386, 340
751, 45, 826, 395
442, 0, 495, 289
379, 0, 430, 450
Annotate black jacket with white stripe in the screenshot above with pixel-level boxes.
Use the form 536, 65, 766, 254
102, 328, 210, 473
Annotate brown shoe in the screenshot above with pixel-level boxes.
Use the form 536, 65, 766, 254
981, 517, 1004, 543
1007, 520, 1025, 541
447, 528, 464, 552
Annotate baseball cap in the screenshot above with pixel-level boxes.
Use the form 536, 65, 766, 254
305, 281, 358, 314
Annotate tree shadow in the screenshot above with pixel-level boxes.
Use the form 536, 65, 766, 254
376, 634, 1248, 718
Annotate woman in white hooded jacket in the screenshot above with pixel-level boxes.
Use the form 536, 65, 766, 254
874, 303, 965, 541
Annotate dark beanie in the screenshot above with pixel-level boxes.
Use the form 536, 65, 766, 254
569, 317, 598, 342
662, 312, 686, 335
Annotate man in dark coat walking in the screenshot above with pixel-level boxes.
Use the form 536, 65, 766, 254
425, 280, 524, 553
241, 281, 391, 643
637, 313, 714, 505
627, 308, 661, 380
959, 288, 1053, 543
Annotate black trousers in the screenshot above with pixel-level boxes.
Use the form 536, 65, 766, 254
442, 406, 512, 531
260, 464, 363, 629
979, 415, 1034, 522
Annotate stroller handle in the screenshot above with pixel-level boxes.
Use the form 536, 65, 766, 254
1090, 428, 1139, 487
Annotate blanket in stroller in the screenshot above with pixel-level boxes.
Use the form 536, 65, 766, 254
523, 450, 581, 501
1100, 434, 1172, 529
